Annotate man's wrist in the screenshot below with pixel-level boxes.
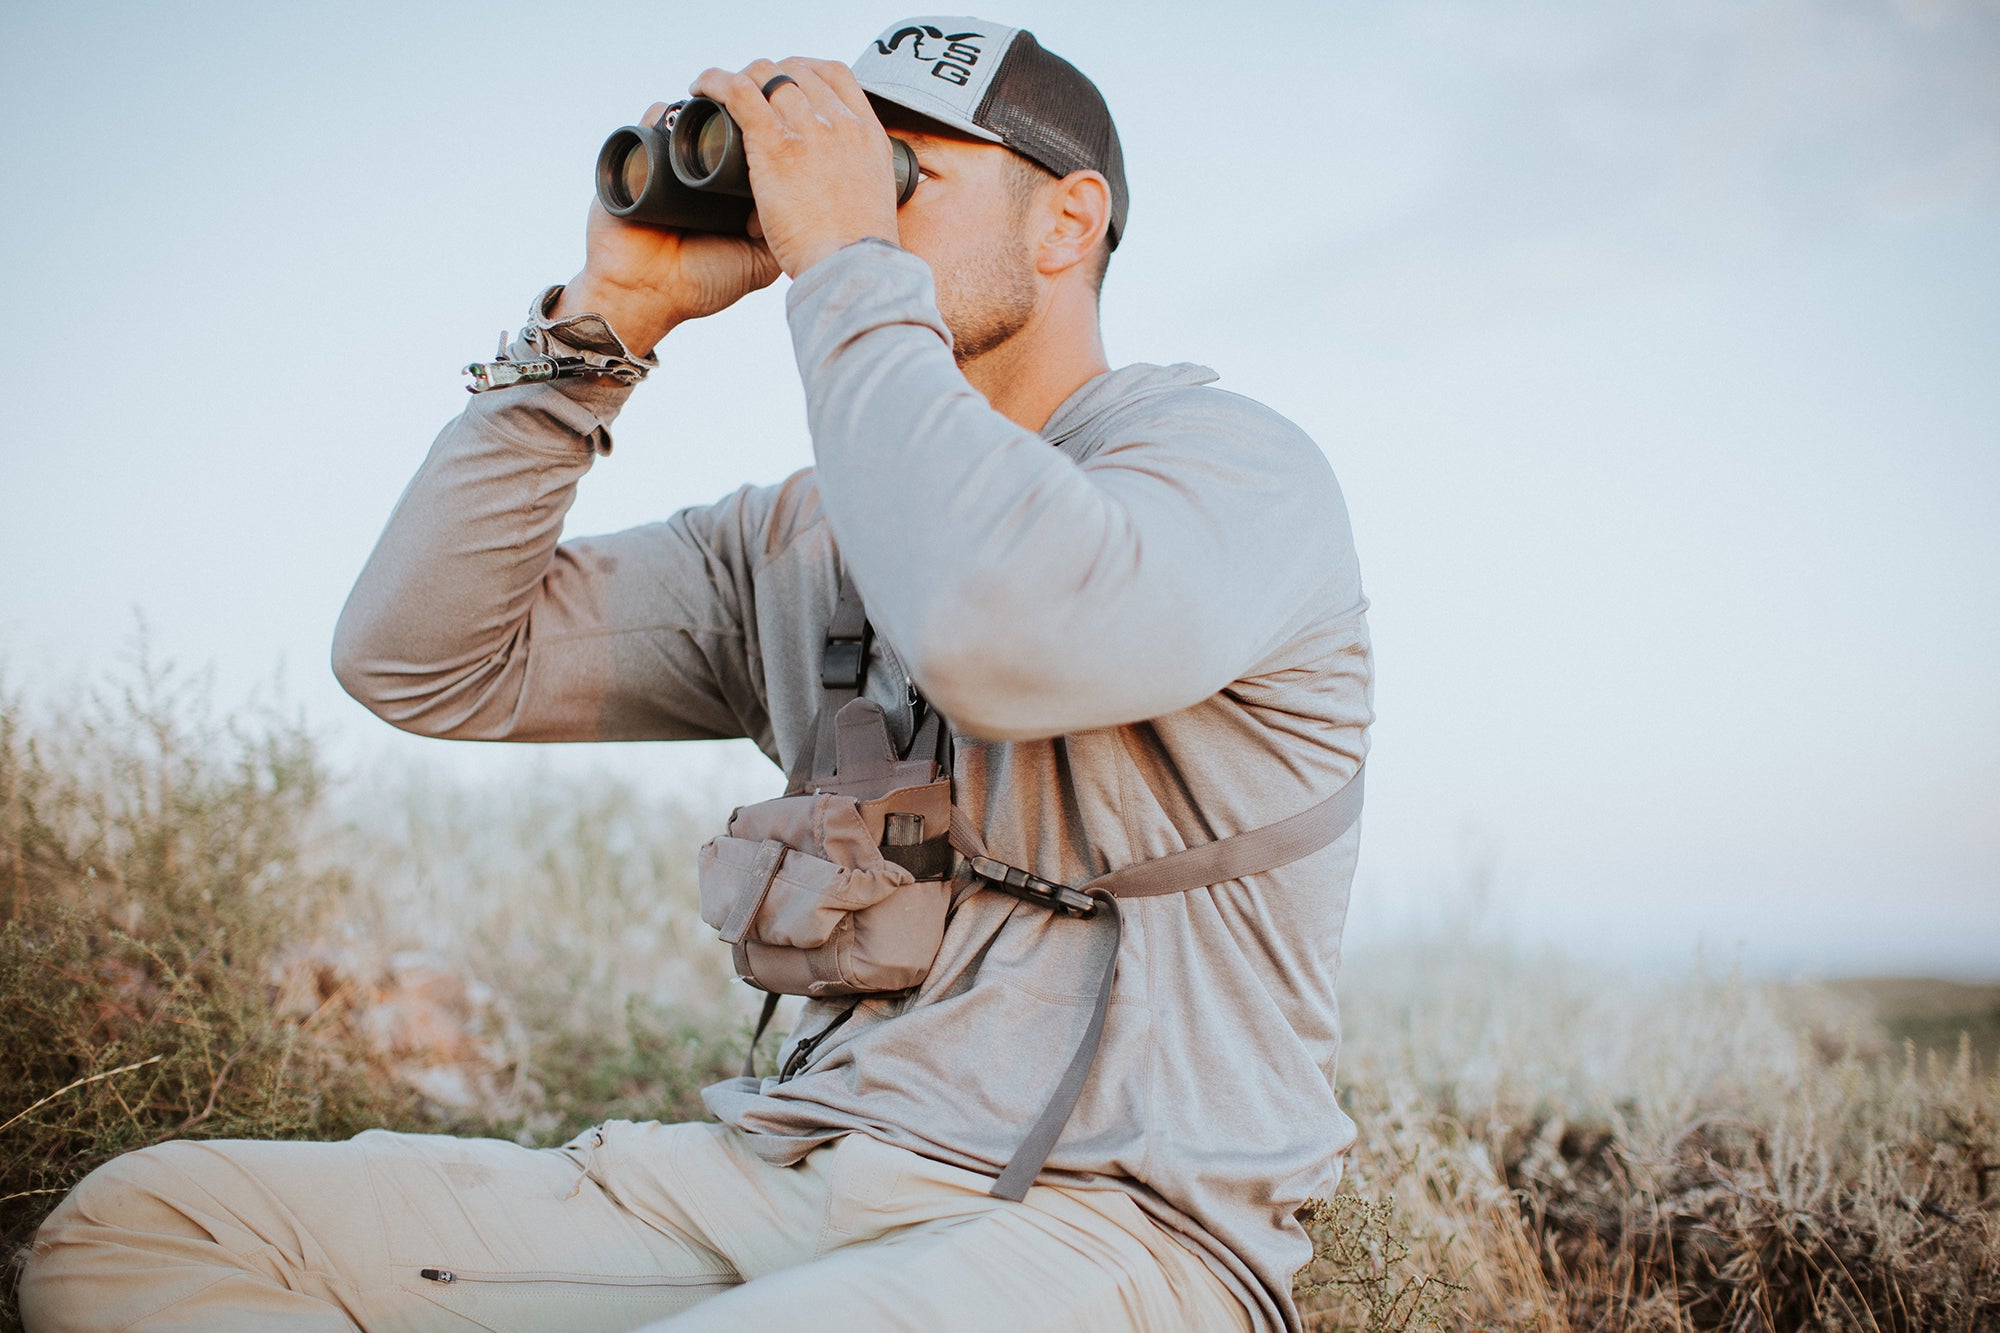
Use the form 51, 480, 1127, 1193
549, 274, 683, 358
465, 284, 660, 396
788, 233, 901, 279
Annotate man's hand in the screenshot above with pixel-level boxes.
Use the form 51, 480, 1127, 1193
689, 57, 902, 279
550, 100, 783, 357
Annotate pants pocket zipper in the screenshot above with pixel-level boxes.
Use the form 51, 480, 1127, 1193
417, 1266, 735, 1289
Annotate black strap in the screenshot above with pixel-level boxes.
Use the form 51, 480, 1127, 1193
739, 990, 782, 1080
779, 1002, 859, 1081
906, 695, 949, 772
786, 569, 872, 794
785, 567, 952, 794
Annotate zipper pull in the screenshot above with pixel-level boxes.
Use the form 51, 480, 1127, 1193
419, 1268, 457, 1284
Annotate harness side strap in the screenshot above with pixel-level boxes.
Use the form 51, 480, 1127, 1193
990, 894, 1122, 1202
987, 762, 1366, 1201
1087, 766, 1365, 901
947, 805, 989, 861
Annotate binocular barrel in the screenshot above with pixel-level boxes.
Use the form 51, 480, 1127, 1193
595, 98, 920, 235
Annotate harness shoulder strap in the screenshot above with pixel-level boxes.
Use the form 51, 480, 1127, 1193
784, 568, 871, 793
785, 568, 949, 795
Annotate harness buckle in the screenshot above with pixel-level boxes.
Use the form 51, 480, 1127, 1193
820, 640, 867, 690
969, 857, 1098, 919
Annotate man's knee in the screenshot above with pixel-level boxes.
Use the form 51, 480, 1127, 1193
16, 1144, 197, 1329
32, 1142, 198, 1246
24, 1136, 359, 1284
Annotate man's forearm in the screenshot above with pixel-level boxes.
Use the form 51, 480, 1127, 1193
331, 380, 615, 739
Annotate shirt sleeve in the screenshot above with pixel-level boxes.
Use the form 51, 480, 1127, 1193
331, 335, 773, 748
786, 242, 1355, 742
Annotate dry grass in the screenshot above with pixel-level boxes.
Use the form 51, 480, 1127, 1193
3, 647, 1995, 1331
1306, 928, 2000, 1330
0, 649, 762, 1330
0, 648, 430, 1328
322, 754, 767, 1136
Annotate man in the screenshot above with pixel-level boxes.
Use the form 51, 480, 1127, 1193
21, 17, 1371, 1333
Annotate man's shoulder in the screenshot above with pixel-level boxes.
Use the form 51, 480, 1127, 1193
1085, 371, 1342, 494
1163, 380, 1321, 443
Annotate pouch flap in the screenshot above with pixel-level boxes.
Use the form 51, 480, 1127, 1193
715, 838, 786, 946
729, 792, 886, 872
699, 835, 914, 950
833, 696, 897, 785
758, 853, 912, 948
800, 698, 944, 799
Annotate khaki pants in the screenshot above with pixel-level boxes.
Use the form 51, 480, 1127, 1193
18, 1120, 1253, 1332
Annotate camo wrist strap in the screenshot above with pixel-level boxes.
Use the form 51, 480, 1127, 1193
464, 284, 658, 393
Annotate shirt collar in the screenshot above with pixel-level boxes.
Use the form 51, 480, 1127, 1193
1039, 362, 1219, 459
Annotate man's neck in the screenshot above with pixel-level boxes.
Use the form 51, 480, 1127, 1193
960, 291, 1111, 434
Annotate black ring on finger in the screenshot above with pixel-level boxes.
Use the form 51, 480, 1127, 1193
761, 74, 800, 99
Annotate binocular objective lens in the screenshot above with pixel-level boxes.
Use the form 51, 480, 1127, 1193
697, 113, 730, 177
619, 145, 650, 207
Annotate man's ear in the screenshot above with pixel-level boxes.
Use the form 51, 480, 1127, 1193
1034, 170, 1112, 278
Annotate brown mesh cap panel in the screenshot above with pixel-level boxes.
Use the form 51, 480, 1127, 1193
972, 30, 1128, 248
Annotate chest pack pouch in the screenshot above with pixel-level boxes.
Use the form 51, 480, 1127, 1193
696, 569, 1365, 1202
697, 572, 954, 1003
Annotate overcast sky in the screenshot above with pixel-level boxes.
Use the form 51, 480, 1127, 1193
3, 1, 1995, 979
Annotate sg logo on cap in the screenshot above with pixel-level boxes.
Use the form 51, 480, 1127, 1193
874, 24, 986, 86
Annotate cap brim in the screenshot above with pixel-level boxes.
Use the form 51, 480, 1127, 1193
857, 83, 1005, 144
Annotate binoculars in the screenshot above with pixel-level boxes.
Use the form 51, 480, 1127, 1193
596, 98, 920, 235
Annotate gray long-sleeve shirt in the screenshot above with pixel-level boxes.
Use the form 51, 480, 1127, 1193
333, 241, 1373, 1332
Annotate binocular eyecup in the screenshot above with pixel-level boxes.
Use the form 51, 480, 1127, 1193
595, 98, 919, 236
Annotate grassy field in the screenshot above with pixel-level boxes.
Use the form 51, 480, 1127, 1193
3, 658, 1995, 1331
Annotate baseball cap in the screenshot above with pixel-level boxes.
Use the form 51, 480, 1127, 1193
851, 17, 1128, 248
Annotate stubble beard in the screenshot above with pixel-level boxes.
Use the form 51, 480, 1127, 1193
936, 237, 1040, 367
